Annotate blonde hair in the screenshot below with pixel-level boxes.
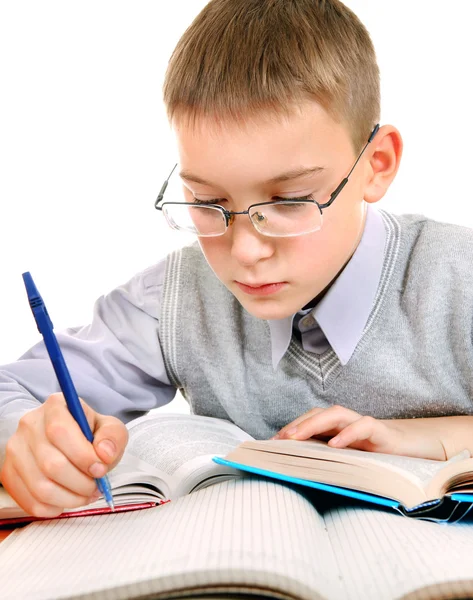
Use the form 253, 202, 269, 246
163, 0, 380, 152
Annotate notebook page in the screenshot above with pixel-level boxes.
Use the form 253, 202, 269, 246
0, 479, 342, 600
323, 503, 473, 600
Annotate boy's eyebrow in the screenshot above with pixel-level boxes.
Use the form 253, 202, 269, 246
179, 166, 325, 186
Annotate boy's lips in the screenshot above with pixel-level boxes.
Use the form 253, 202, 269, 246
235, 281, 287, 296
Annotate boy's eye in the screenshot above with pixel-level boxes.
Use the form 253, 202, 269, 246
272, 194, 315, 203
191, 197, 226, 205
191, 194, 315, 206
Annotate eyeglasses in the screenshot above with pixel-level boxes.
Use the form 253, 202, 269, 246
154, 124, 379, 238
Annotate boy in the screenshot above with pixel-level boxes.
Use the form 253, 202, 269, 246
1, 0, 473, 519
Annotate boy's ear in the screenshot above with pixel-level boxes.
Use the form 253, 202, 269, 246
363, 125, 403, 204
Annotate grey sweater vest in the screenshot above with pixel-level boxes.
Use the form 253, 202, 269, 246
159, 211, 473, 440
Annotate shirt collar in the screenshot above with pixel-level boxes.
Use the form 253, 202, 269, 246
267, 204, 387, 369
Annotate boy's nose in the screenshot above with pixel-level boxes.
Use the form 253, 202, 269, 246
229, 216, 275, 266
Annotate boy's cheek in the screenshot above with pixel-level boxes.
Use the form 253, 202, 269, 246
198, 238, 230, 280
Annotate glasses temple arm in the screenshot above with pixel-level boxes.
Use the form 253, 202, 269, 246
155, 163, 178, 209
318, 123, 380, 210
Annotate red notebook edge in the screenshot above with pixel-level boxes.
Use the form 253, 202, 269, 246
0, 499, 170, 528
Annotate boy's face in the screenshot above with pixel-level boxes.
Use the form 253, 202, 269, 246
174, 101, 371, 320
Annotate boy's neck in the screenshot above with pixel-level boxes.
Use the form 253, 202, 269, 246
301, 254, 353, 312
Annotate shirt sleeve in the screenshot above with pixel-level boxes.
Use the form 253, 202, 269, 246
0, 259, 176, 463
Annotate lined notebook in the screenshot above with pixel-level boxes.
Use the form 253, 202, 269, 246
1, 478, 473, 599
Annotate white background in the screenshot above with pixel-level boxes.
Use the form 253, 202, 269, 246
1, 0, 472, 375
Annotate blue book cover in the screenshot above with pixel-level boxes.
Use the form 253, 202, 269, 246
213, 457, 473, 522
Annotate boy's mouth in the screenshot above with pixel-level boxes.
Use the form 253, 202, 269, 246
235, 281, 287, 296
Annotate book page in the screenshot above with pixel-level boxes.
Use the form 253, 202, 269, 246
87, 452, 172, 506
242, 439, 470, 488
322, 500, 473, 600
0, 479, 341, 600
126, 413, 254, 497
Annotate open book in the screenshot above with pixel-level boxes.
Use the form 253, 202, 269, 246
215, 438, 473, 517
1, 477, 473, 600
0, 413, 252, 523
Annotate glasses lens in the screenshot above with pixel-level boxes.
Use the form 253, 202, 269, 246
162, 204, 226, 236
249, 202, 322, 237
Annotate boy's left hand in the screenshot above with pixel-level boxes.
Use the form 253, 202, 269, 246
272, 405, 408, 456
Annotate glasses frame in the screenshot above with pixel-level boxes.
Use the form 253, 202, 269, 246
154, 124, 380, 237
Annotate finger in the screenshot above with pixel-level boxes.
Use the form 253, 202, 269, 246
329, 415, 388, 450
88, 412, 129, 469
13, 441, 98, 511
1, 461, 64, 519
40, 397, 108, 479
34, 440, 98, 498
273, 408, 325, 438
281, 406, 362, 440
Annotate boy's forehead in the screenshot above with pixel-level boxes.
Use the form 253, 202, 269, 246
172, 101, 348, 142
173, 105, 351, 183
179, 164, 326, 187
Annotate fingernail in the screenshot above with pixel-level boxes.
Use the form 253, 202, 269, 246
270, 433, 280, 440
89, 462, 106, 478
285, 427, 298, 437
330, 436, 341, 446
89, 490, 102, 503
98, 440, 116, 458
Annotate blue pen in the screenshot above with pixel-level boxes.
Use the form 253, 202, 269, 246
22, 272, 115, 511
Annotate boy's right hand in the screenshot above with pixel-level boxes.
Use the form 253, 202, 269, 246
0, 393, 128, 518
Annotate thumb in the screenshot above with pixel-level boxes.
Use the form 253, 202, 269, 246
93, 415, 129, 468
82, 403, 129, 468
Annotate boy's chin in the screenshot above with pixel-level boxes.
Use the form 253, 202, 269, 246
236, 297, 296, 321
